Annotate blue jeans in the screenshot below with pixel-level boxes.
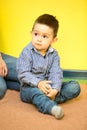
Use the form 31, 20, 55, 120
20, 81, 80, 114
0, 53, 20, 99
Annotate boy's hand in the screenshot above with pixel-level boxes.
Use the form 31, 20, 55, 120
46, 89, 58, 100
38, 80, 52, 94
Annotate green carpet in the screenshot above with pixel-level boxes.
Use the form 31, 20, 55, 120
63, 78, 87, 84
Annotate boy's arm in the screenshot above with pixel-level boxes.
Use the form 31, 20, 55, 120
48, 51, 63, 92
17, 48, 41, 87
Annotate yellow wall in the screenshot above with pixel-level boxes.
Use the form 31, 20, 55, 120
0, 0, 87, 70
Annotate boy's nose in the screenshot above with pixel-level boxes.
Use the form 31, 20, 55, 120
37, 36, 42, 42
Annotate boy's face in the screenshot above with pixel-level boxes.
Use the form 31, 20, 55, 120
31, 23, 57, 54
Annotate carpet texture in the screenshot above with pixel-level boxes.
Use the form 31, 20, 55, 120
0, 84, 87, 130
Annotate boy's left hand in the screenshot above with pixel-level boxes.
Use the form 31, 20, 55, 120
46, 89, 58, 100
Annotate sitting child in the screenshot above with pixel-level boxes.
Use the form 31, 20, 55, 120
17, 14, 80, 119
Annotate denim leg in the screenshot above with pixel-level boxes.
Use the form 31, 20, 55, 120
2, 53, 20, 90
20, 86, 57, 114
0, 77, 7, 99
55, 81, 81, 103
6, 81, 20, 91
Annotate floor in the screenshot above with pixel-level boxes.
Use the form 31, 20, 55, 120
0, 84, 87, 130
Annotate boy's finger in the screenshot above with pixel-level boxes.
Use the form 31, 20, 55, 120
46, 80, 52, 84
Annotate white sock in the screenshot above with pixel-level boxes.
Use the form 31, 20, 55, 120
51, 106, 64, 119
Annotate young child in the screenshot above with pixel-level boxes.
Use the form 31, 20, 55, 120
17, 14, 80, 119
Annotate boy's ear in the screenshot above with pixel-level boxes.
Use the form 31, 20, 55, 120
30, 31, 32, 34
53, 37, 58, 43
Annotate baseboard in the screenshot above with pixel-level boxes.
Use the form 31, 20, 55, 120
63, 69, 87, 79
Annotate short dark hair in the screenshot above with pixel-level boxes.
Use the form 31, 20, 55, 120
32, 14, 59, 37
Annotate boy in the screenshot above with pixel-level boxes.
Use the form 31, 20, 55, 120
17, 14, 80, 119
0, 53, 20, 99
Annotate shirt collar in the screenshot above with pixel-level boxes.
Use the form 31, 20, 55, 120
29, 42, 54, 54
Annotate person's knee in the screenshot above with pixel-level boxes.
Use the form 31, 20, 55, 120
0, 77, 7, 99
68, 81, 81, 97
74, 81, 81, 96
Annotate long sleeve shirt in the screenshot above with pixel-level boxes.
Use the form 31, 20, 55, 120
16, 42, 63, 91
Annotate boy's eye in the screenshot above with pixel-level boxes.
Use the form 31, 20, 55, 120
43, 35, 48, 38
34, 33, 38, 36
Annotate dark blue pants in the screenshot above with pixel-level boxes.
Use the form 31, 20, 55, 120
20, 81, 80, 114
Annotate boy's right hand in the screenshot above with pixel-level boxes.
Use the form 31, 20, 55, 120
38, 80, 52, 94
